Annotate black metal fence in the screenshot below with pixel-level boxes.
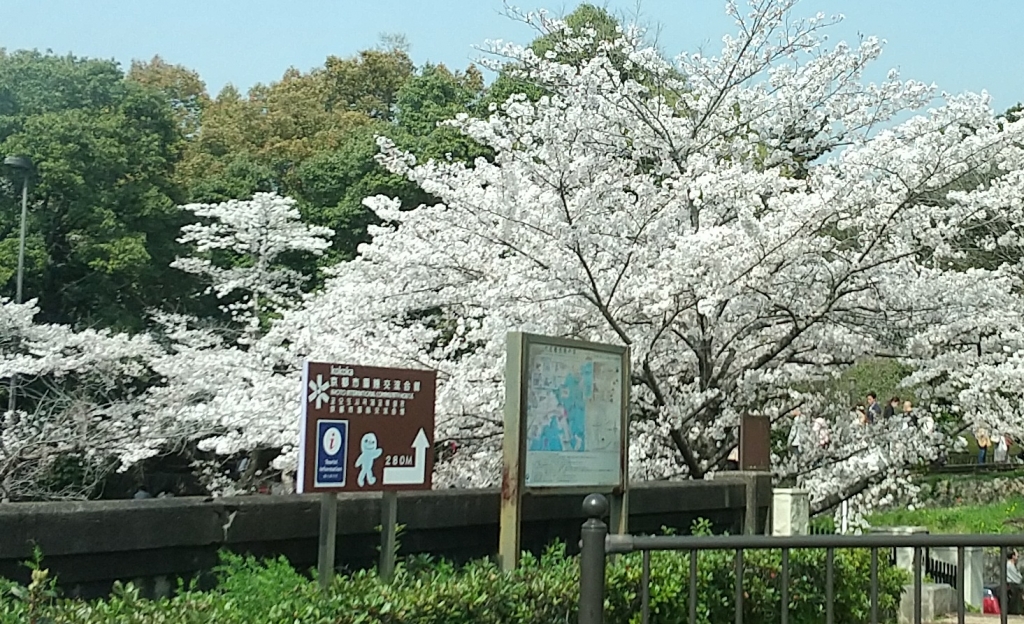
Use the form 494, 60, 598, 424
578, 493, 1024, 624
926, 554, 958, 589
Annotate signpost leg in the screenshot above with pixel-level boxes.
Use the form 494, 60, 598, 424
498, 486, 522, 571
609, 490, 629, 535
317, 492, 338, 591
499, 332, 526, 572
379, 491, 398, 581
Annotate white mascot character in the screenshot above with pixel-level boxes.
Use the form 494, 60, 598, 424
355, 432, 382, 487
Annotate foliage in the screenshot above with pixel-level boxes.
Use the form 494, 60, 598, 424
0, 298, 163, 501
0, 546, 56, 624
0, 191, 332, 500
810, 515, 838, 534
0, 39, 487, 338
0, 49, 191, 331
127, 55, 209, 138
289, 123, 434, 265
177, 44, 486, 267
0, 546, 905, 624
255, 0, 1024, 525
482, 4, 624, 108
6, 0, 1024, 514
831, 359, 917, 409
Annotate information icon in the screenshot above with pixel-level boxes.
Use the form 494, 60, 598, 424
322, 427, 343, 456
314, 419, 348, 488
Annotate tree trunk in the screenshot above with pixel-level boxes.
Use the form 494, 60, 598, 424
810, 472, 879, 516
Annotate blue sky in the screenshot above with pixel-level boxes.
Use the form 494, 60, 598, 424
1, 0, 1022, 110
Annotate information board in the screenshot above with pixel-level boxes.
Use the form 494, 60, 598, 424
504, 333, 629, 491
522, 341, 626, 488
296, 361, 436, 494
499, 332, 630, 571
314, 419, 349, 487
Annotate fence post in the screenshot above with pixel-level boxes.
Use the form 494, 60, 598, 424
580, 493, 609, 624
771, 488, 809, 536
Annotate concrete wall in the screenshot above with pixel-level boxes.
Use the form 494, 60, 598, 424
0, 480, 768, 597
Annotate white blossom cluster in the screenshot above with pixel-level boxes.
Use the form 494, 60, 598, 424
0, 299, 162, 500
262, 1, 1024, 507
0, 194, 328, 499
171, 192, 334, 332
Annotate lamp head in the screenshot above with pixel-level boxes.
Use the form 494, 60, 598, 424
3, 156, 32, 172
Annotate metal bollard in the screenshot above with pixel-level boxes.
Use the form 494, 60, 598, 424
579, 493, 609, 624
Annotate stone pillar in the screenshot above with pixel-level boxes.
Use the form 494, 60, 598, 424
771, 488, 810, 536
715, 471, 772, 534
927, 546, 982, 607
964, 547, 984, 609
868, 525, 929, 571
898, 583, 954, 624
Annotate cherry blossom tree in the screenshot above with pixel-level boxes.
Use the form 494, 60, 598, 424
7, 1, 1024, 513
141, 312, 297, 494
172, 192, 334, 335
148, 192, 334, 491
261, 0, 1024, 511
0, 192, 336, 499
0, 299, 163, 500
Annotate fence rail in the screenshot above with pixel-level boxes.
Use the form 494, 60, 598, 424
579, 493, 1024, 624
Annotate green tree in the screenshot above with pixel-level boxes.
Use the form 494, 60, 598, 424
177, 39, 415, 204
181, 47, 487, 266
291, 124, 427, 264
127, 55, 209, 139
290, 62, 489, 266
0, 50, 190, 330
322, 41, 416, 120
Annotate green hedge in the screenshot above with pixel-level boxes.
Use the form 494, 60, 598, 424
1, 545, 906, 624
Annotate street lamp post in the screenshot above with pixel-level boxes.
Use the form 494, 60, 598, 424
3, 155, 33, 416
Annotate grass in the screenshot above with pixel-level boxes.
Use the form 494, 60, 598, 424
868, 497, 1024, 534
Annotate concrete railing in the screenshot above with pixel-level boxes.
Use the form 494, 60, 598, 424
0, 479, 768, 597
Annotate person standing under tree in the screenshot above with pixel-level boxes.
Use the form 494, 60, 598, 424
903, 400, 917, 426
997, 434, 1010, 464
882, 396, 899, 420
854, 405, 868, 426
977, 427, 992, 464
787, 409, 806, 456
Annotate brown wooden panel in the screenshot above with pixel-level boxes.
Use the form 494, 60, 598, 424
739, 414, 771, 471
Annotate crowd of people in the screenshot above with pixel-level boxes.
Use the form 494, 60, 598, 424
855, 393, 924, 428
729, 391, 1013, 469
784, 393, 934, 457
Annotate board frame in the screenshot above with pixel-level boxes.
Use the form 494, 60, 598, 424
506, 332, 630, 493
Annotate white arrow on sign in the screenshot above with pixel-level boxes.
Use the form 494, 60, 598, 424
382, 429, 429, 485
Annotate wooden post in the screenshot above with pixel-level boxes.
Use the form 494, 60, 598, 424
317, 492, 338, 591
379, 491, 398, 581
498, 332, 525, 572
609, 490, 629, 535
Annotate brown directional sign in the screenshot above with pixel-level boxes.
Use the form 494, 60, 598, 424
296, 361, 436, 493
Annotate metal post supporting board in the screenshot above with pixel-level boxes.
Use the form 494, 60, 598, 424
317, 492, 338, 591
379, 490, 398, 581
